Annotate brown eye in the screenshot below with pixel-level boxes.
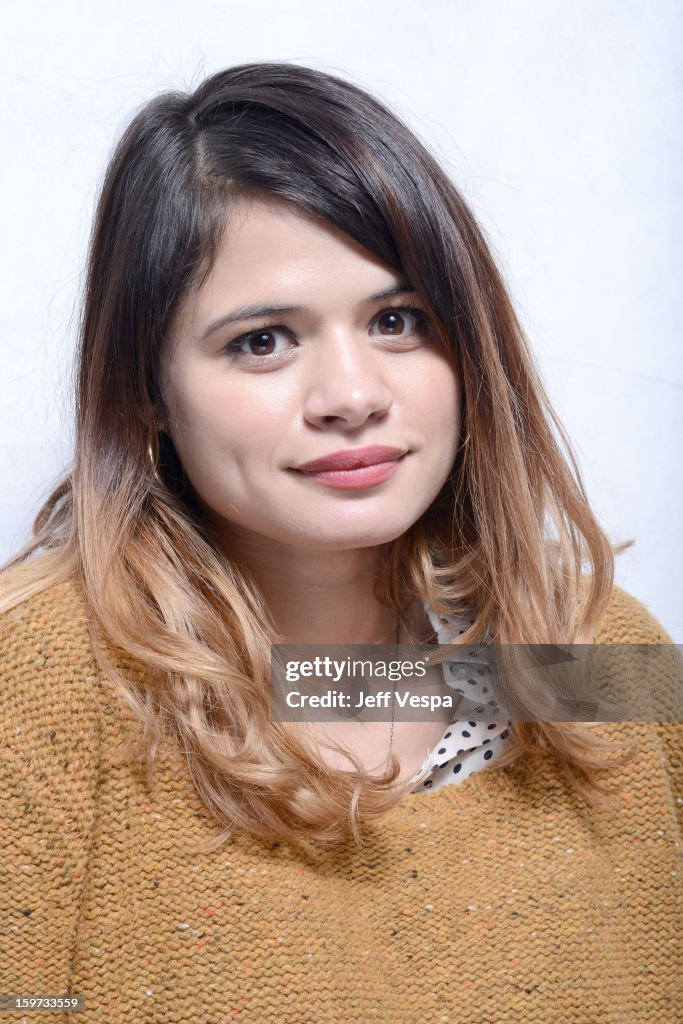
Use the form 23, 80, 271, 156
378, 311, 404, 335
226, 325, 295, 359
248, 332, 276, 355
375, 307, 427, 337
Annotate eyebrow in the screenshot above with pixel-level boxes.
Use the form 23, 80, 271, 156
199, 282, 416, 340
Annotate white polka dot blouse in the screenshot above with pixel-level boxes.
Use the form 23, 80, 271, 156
409, 603, 513, 794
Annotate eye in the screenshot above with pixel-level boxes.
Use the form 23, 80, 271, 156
226, 325, 295, 359
224, 305, 430, 363
372, 306, 429, 338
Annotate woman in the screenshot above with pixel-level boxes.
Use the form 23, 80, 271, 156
1, 61, 679, 1022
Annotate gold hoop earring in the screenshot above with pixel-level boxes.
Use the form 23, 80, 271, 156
147, 439, 164, 487
147, 432, 189, 498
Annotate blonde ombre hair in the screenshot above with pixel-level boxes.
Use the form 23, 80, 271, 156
1, 62, 635, 848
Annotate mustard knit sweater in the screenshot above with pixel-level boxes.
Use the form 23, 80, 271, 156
1, 579, 681, 1023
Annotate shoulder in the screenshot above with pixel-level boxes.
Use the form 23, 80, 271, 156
0, 574, 98, 723
0, 576, 108, 813
588, 582, 681, 787
0, 574, 119, 890
591, 582, 673, 644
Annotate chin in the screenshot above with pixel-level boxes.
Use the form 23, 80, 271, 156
287, 515, 419, 551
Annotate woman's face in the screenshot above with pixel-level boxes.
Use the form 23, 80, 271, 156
160, 196, 462, 554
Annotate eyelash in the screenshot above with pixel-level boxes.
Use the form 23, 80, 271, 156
224, 305, 430, 361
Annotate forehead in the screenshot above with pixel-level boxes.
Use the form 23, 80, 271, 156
176, 196, 397, 327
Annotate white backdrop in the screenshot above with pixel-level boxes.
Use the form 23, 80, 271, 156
1, 0, 680, 639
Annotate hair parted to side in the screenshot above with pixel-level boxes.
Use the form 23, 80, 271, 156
1, 61, 636, 849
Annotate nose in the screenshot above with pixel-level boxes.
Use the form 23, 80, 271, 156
302, 334, 394, 430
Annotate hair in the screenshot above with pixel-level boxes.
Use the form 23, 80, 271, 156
1, 60, 636, 849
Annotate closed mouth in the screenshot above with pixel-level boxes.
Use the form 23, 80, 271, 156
294, 446, 407, 474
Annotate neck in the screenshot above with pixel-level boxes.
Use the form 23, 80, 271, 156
211, 526, 402, 644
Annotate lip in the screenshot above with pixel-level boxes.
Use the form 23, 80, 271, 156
291, 446, 408, 491
294, 446, 407, 473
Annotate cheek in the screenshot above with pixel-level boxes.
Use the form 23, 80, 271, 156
414, 362, 462, 438
165, 370, 280, 474
163, 371, 233, 466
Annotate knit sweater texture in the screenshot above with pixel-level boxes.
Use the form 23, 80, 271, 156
1, 578, 681, 1023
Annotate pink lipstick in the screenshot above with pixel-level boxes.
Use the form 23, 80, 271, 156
293, 446, 407, 490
